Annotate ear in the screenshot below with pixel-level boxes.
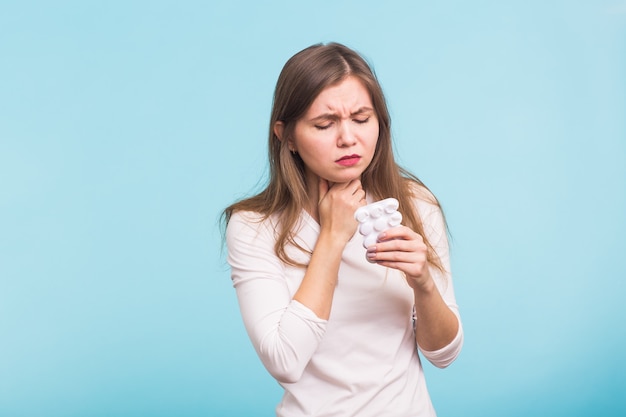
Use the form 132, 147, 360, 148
273, 121, 296, 152
273, 121, 285, 142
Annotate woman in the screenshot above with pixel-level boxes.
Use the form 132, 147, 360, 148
223, 42, 463, 417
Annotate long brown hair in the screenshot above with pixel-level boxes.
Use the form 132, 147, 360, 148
223, 42, 445, 270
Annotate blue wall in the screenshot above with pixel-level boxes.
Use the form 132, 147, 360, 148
1, 1, 625, 416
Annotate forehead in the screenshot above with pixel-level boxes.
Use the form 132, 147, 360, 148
306, 76, 373, 115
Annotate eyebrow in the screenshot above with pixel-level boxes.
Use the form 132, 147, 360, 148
309, 107, 375, 122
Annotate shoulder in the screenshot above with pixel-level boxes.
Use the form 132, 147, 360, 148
226, 210, 281, 244
228, 210, 267, 226
406, 180, 441, 218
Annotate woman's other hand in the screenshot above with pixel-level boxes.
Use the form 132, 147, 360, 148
365, 226, 433, 290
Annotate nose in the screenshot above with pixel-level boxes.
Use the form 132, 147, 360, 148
337, 122, 357, 147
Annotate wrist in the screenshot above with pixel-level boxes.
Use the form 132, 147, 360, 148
318, 225, 353, 247
313, 229, 348, 258
409, 272, 437, 295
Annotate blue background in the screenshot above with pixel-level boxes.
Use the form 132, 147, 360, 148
1, 0, 625, 416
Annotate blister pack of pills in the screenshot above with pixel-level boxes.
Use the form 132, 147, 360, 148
354, 198, 403, 249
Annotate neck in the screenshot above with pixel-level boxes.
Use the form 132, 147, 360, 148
304, 171, 322, 222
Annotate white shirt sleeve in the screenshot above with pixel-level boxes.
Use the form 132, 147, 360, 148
415, 200, 464, 368
226, 212, 327, 383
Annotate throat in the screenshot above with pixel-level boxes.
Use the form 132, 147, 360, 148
305, 203, 320, 224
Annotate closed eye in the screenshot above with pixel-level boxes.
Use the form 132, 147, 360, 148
354, 117, 370, 124
315, 123, 333, 130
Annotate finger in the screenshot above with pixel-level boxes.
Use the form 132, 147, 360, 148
374, 240, 420, 254
368, 233, 427, 262
369, 241, 425, 259
377, 226, 422, 242
372, 250, 426, 267
357, 189, 366, 204
349, 179, 363, 194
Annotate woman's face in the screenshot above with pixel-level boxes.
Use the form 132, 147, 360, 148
288, 76, 379, 186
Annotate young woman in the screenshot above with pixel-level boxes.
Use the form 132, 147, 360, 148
223, 42, 463, 417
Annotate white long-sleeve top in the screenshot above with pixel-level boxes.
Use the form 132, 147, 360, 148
226, 195, 463, 417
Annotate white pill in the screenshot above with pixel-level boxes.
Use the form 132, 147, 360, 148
354, 198, 402, 249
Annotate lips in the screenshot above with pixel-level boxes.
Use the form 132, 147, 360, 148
336, 154, 361, 166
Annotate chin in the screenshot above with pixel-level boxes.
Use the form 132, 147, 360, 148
327, 173, 363, 184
